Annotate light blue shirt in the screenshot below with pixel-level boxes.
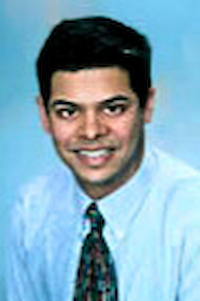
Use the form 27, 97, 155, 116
7, 145, 200, 301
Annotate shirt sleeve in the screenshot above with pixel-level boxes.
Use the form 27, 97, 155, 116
6, 198, 48, 301
175, 180, 200, 301
177, 225, 200, 301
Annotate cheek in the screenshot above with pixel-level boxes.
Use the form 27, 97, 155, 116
113, 116, 141, 142
50, 121, 75, 144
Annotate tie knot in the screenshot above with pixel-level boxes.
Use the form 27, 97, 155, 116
86, 202, 105, 234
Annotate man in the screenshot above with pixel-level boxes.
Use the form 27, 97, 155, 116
7, 17, 200, 301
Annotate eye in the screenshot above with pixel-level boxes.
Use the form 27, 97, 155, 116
54, 105, 78, 120
104, 103, 127, 116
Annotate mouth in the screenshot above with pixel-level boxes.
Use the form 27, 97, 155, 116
76, 148, 113, 158
72, 147, 116, 166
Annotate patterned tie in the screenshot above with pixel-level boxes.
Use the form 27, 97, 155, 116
73, 202, 118, 301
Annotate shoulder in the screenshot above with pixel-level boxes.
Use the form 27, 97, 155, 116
150, 147, 200, 195
151, 147, 200, 229
151, 147, 200, 182
18, 165, 75, 213
10, 165, 77, 249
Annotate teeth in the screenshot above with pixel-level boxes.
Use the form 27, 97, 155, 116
78, 149, 109, 158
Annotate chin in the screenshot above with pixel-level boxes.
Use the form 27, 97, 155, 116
74, 170, 117, 187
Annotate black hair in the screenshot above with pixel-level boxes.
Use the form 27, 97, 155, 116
36, 16, 152, 109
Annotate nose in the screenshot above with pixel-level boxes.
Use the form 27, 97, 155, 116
80, 111, 107, 140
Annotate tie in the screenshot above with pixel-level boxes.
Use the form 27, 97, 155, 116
73, 202, 118, 301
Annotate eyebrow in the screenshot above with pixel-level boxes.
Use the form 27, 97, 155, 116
49, 100, 78, 108
103, 95, 131, 105
50, 95, 131, 108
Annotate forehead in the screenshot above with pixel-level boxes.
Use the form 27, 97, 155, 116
50, 67, 133, 102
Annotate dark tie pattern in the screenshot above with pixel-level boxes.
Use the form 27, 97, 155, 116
73, 202, 118, 301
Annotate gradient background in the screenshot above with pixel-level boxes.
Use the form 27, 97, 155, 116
1, 0, 200, 299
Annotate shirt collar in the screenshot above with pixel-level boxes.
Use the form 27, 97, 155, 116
75, 143, 155, 241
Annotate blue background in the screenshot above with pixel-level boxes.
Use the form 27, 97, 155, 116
1, 0, 200, 299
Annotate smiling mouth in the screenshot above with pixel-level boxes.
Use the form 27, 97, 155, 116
74, 148, 114, 158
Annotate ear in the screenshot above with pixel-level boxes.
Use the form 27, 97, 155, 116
37, 95, 52, 134
144, 88, 156, 123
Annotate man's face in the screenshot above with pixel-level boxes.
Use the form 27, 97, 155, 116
38, 67, 154, 195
